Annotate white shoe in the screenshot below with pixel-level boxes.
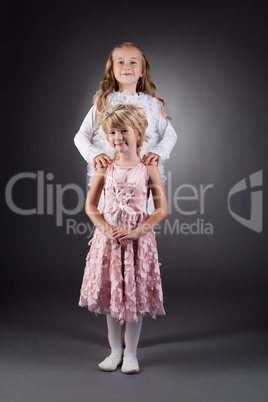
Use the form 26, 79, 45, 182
98, 356, 123, 372
121, 358, 139, 374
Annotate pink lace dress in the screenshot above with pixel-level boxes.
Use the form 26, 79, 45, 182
78, 160, 166, 325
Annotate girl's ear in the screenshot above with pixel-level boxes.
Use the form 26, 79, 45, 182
137, 132, 142, 143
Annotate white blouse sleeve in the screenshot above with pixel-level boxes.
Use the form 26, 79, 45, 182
73, 103, 103, 164
152, 115, 178, 161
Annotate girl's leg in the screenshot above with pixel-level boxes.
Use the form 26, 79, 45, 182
98, 314, 123, 371
108, 322, 126, 347
121, 316, 143, 374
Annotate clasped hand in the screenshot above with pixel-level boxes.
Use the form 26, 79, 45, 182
107, 227, 139, 247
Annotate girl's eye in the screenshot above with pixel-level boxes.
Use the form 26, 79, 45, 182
131, 61, 137, 64
122, 129, 128, 133
109, 131, 115, 135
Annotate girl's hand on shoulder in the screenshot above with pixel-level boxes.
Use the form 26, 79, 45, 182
93, 153, 112, 170
141, 152, 161, 167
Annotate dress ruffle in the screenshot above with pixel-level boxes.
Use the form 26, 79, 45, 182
79, 228, 165, 325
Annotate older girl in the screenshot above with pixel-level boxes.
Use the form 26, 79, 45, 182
74, 42, 177, 215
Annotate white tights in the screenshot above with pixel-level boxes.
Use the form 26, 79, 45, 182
124, 317, 143, 361
106, 314, 143, 360
106, 314, 124, 359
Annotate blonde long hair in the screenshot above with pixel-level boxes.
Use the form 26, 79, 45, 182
95, 42, 171, 120
98, 104, 149, 161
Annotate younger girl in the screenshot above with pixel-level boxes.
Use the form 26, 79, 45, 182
74, 41, 177, 215
79, 104, 168, 374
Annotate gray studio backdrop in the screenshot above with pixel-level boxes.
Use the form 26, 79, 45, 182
3, 1, 267, 335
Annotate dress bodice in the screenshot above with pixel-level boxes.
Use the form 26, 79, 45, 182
102, 160, 149, 228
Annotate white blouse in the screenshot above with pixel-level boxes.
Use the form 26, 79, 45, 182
74, 90, 178, 167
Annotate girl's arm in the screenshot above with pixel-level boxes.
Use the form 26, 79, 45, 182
85, 166, 113, 237
74, 103, 104, 164
152, 115, 178, 161
135, 164, 168, 237
112, 165, 168, 241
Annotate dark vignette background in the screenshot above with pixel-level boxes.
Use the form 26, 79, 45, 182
1, 1, 268, 401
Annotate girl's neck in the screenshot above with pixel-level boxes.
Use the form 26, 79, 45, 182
118, 83, 137, 95
116, 154, 141, 166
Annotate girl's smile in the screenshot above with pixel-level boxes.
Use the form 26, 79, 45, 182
116, 141, 127, 145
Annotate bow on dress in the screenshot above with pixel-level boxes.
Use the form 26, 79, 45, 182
105, 181, 137, 226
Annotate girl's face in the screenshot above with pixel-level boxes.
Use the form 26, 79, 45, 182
107, 125, 141, 154
113, 48, 143, 93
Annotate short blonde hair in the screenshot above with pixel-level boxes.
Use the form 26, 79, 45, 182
98, 104, 149, 160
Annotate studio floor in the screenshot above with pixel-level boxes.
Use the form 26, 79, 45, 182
1, 293, 267, 402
